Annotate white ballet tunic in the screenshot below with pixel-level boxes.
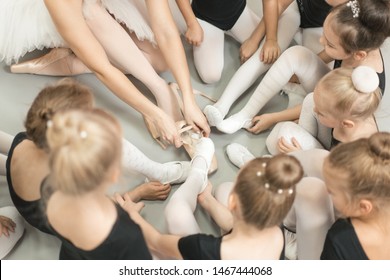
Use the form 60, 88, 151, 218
0, 0, 155, 65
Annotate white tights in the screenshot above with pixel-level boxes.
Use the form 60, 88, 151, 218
193, 6, 260, 84
205, 3, 301, 125
121, 138, 185, 184
217, 45, 331, 133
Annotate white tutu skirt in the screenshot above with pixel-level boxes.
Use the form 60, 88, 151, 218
0, 0, 157, 65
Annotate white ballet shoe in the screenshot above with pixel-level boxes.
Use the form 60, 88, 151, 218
145, 161, 191, 185
203, 105, 223, 127
226, 143, 255, 168
216, 114, 252, 134
191, 137, 215, 192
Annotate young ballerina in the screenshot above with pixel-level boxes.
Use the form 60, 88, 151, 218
203, 0, 345, 128
175, 0, 260, 83
117, 155, 303, 260
0, 0, 210, 146
44, 108, 152, 260
210, 0, 389, 134
321, 132, 390, 259
6, 79, 190, 234
267, 65, 381, 155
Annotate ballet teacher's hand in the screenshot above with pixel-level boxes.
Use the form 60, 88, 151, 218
152, 110, 183, 148
184, 100, 211, 137
260, 39, 281, 64
277, 136, 302, 154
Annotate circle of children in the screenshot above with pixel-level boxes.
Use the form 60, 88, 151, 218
1, 0, 390, 260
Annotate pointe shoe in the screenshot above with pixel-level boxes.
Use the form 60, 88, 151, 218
10, 48, 75, 76
226, 143, 255, 168
191, 137, 215, 192
177, 121, 218, 175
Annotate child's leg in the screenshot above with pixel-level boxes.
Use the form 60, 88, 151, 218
0, 131, 13, 176
204, 2, 300, 126
121, 138, 189, 185
266, 121, 324, 155
85, 2, 181, 121
193, 19, 225, 84
217, 45, 330, 134
0, 206, 25, 259
164, 138, 214, 235
228, 6, 260, 43
284, 177, 334, 260
214, 182, 235, 208
298, 93, 332, 149
288, 148, 329, 180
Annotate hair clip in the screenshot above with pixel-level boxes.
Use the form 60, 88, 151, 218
264, 183, 270, 189
277, 189, 283, 194
262, 162, 267, 168
80, 131, 88, 139
288, 188, 294, 195
256, 171, 262, 177
46, 120, 53, 128
347, 0, 360, 18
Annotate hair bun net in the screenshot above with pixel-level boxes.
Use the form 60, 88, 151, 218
351, 65, 379, 93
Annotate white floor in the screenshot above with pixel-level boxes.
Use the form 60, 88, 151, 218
1, 1, 390, 259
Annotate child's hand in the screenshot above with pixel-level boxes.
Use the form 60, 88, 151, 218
277, 137, 302, 153
185, 21, 203, 46
0, 215, 16, 237
115, 193, 145, 214
246, 114, 277, 134
240, 37, 260, 63
131, 182, 171, 202
260, 39, 281, 64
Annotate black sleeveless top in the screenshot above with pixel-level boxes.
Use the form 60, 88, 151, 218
51, 204, 152, 260
6, 132, 52, 234
296, 0, 332, 28
191, 0, 246, 30
178, 228, 285, 260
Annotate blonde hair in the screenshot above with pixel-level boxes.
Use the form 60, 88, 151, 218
326, 132, 390, 208
25, 78, 94, 150
234, 155, 303, 230
318, 67, 381, 120
46, 108, 122, 195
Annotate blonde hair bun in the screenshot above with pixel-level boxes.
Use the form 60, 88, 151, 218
351, 66, 379, 93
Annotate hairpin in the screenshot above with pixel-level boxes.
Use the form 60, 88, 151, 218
46, 120, 53, 128
80, 130, 88, 139
347, 0, 360, 18
256, 171, 262, 177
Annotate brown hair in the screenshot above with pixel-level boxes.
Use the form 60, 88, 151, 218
326, 132, 390, 208
318, 67, 381, 120
330, 0, 390, 53
46, 108, 122, 195
24, 78, 94, 150
233, 155, 304, 230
